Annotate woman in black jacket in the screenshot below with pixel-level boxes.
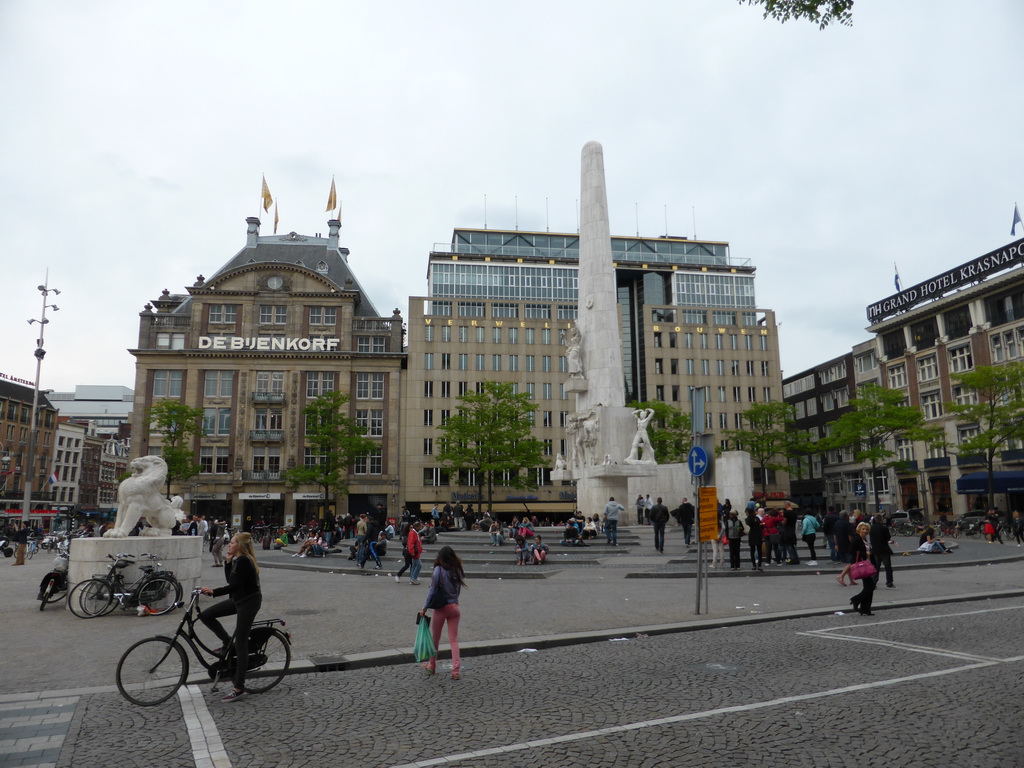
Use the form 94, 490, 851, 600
848, 522, 877, 616
200, 532, 262, 702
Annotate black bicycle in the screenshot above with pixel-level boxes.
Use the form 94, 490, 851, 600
67, 553, 182, 619
115, 588, 291, 706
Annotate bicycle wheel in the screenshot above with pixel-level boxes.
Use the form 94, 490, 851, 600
243, 627, 291, 694
69, 579, 113, 619
39, 577, 57, 612
137, 576, 182, 615
116, 637, 188, 706
27, 543, 37, 560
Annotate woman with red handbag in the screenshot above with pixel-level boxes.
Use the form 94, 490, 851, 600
848, 522, 878, 616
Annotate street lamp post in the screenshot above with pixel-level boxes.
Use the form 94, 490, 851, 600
21, 278, 60, 525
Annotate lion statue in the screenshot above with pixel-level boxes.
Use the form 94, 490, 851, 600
104, 455, 186, 538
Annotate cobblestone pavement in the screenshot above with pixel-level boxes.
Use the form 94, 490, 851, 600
1, 527, 1022, 767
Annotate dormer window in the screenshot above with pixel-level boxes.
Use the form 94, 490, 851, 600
316, 261, 329, 274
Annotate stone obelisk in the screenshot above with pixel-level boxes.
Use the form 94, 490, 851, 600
554, 142, 656, 516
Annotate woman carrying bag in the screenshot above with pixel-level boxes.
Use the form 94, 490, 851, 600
418, 545, 466, 679
848, 522, 878, 616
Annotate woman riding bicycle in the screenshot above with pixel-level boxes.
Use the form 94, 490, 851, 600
199, 531, 262, 702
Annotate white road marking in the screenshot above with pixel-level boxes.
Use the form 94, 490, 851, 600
178, 685, 232, 768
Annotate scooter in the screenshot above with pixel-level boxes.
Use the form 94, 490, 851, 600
0, 537, 12, 558
37, 545, 70, 611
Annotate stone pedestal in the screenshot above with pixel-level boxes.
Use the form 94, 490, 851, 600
68, 536, 204, 595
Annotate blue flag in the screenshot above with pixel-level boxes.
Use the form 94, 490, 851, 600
1013, 204, 1022, 237
894, 263, 902, 293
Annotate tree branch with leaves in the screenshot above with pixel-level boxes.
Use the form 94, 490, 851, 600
147, 400, 205, 498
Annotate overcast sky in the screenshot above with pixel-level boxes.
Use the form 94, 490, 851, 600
2, 1, 1022, 394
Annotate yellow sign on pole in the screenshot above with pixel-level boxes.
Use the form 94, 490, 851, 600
698, 486, 718, 542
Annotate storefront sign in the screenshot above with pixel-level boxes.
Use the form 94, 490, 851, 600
0, 371, 34, 386
294, 493, 326, 500
867, 237, 1024, 323
198, 336, 340, 351
239, 493, 281, 500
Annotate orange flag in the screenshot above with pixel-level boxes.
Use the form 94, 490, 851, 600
326, 178, 337, 214
261, 175, 273, 212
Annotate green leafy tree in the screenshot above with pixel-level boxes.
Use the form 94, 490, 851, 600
147, 400, 204, 498
722, 401, 806, 498
281, 391, 377, 520
437, 381, 547, 518
824, 383, 941, 514
627, 401, 692, 464
739, 0, 853, 28
948, 362, 1024, 508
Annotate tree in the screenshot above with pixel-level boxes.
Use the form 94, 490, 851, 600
626, 401, 692, 464
948, 362, 1024, 508
739, 0, 854, 28
722, 401, 806, 499
281, 391, 377, 520
436, 381, 547, 518
147, 400, 204, 498
824, 383, 941, 514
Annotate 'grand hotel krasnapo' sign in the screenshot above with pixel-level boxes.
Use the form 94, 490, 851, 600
867, 237, 1024, 323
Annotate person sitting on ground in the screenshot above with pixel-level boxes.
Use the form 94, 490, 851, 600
514, 535, 529, 565
531, 535, 549, 564
364, 531, 388, 569
273, 528, 289, 549
560, 520, 586, 547
420, 522, 438, 545
582, 517, 598, 540
918, 528, 954, 554
488, 520, 504, 546
383, 522, 396, 540
295, 535, 326, 557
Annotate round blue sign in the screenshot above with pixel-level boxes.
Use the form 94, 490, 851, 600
688, 446, 709, 477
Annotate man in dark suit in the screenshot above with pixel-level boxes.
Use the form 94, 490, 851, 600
870, 513, 897, 588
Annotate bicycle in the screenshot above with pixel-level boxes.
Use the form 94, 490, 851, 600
37, 540, 71, 611
115, 587, 291, 706
26, 536, 40, 560
67, 553, 182, 619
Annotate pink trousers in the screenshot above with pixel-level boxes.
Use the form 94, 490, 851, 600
428, 603, 461, 672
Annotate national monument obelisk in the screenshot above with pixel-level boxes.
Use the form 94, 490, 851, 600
553, 142, 656, 515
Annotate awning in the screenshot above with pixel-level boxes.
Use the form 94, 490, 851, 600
955, 471, 1024, 494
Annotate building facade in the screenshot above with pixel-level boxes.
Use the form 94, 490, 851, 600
48, 385, 135, 437
401, 228, 786, 517
0, 378, 58, 525
129, 218, 404, 531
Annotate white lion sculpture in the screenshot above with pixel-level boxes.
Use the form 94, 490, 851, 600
104, 455, 186, 538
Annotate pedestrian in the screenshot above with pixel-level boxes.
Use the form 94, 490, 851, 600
781, 502, 800, 564
350, 513, 367, 561
453, 501, 464, 531
869, 513, 897, 589
12, 521, 31, 566
199, 532, 263, 702
822, 506, 840, 562
800, 510, 821, 564
762, 507, 784, 565
673, 497, 695, 546
835, 511, 855, 586
404, 520, 424, 584
848, 522, 877, 616
635, 495, 645, 526
418, 545, 466, 680
1012, 510, 1024, 547
725, 509, 744, 571
644, 494, 653, 525
199, 515, 209, 549
709, 512, 725, 569
211, 526, 226, 567
746, 507, 764, 571
604, 497, 624, 545
650, 497, 670, 553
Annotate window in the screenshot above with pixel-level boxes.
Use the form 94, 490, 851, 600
542, 329, 551, 345
856, 351, 878, 373
509, 355, 519, 371
542, 383, 552, 399
208, 304, 237, 324
356, 373, 385, 399
543, 411, 553, 428
203, 407, 231, 435
888, 364, 907, 389
251, 446, 281, 474
718, 386, 726, 402
654, 359, 663, 375
733, 386, 742, 402
475, 327, 485, 343
761, 361, 770, 377
747, 386, 757, 402
526, 355, 535, 372
951, 384, 978, 406
492, 355, 502, 371
356, 409, 384, 437
921, 391, 943, 420
524, 304, 550, 319
303, 447, 326, 467
542, 356, 552, 372
440, 409, 451, 426
204, 370, 234, 398
423, 381, 433, 398
156, 332, 185, 350
895, 438, 913, 462
475, 354, 485, 371
556, 304, 578, 320
357, 336, 388, 353
423, 410, 433, 426
253, 407, 282, 430
440, 381, 451, 398
423, 467, 449, 486
508, 327, 518, 344
948, 345, 973, 374
153, 370, 183, 398
441, 353, 451, 370
424, 353, 434, 371
525, 328, 535, 344
458, 353, 468, 370
492, 327, 502, 344
917, 355, 938, 383
354, 449, 382, 475
458, 301, 485, 317
492, 302, 518, 318
255, 371, 284, 393
259, 305, 287, 325
423, 438, 433, 455
308, 307, 337, 325
458, 326, 468, 342
306, 372, 336, 397
701, 359, 710, 375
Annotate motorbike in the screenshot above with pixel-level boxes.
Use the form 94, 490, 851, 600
0, 537, 12, 558
37, 545, 70, 611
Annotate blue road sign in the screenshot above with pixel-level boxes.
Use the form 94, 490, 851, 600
688, 446, 709, 477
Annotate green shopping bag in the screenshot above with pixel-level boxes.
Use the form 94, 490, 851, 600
414, 613, 436, 662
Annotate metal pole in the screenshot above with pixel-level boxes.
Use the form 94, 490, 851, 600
21, 278, 59, 525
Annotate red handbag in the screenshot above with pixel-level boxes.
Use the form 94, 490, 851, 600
850, 554, 877, 581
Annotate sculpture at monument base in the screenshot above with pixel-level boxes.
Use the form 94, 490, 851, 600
104, 455, 186, 538
564, 325, 585, 379
624, 408, 657, 465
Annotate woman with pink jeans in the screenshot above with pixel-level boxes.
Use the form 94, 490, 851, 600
418, 545, 465, 680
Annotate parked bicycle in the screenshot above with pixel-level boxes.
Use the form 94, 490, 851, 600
67, 553, 182, 619
115, 587, 291, 706
37, 541, 71, 611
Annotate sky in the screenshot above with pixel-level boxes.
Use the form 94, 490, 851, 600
2, 0, 1023, 393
